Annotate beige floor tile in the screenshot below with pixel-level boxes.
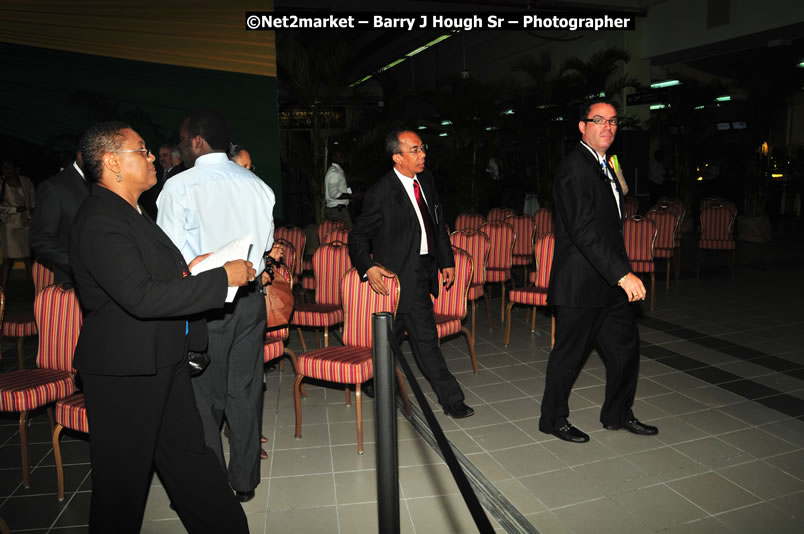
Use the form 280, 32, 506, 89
594, 427, 664, 455
476, 352, 524, 368
718, 460, 804, 500
465, 422, 535, 451
330, 442, 376, 473
553, 497, 647, 534
492, 442, 564, 477
274, 403, 327, 426
720, 401, 790, 426
142, 486, 179, 522
444, 428, 484, 454
269, 447, 333, 477
652, 415, 710, 445
759, 418, 804, 445
397, 437, 445, 467
519, 467, 607, 509
140, 518, 193, 534
271, 423, 329, 450
626, 446, 708, 482
456, 370, 509, 388
683, 408, 750, 435
507, 376, 546, 396
334, 469, 378, 504
492, 478, 547, 515
399, 463, 461, 498
264, 505, 339, 533
245, 512, 267, 534
717, 427, 797, 458
667, 472, 759, 514
684, 385, 746, 408
765, 450, 804, 480
717, 502, 804, 533
338, 501, 416, 534
673, 437, 756, 469
450, 407, 516, 430
487, 397, 541, 421
541, 435, 618, 467
525, 511, 576, 533
634, 377, 672, 398
491, 364, 544, 382
327, 418, 375, 447
768, 491, 804, 519
612, 483, 707, 530
267, 473, 336, 509
469, 382, 530, 403
405, 493, 494, 534
513, 417, 553, 442
573, 457, 659, 495
462, 452, 510, 482
653, 517, 736, 534
644, 392, 708, 416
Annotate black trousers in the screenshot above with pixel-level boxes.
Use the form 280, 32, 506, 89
393, 255, 464, 411
539, 298, 640, 432
193, 284, 266, 493
82, 360, 248, 534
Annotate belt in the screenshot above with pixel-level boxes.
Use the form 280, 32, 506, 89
327, 205, 348, 209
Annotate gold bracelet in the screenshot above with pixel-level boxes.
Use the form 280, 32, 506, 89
617, 275, 628, 286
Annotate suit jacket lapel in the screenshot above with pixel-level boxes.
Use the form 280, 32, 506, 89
579, 146, 622, 224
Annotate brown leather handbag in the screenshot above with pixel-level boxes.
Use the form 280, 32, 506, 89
263, 258, 294, 328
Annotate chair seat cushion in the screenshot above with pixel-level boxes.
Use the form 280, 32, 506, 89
434, 315, 462, 338
55, 393, 88, 433
486, 268, 511, 282
699, 239, 735, 250
467, 284, 484, 300
264, 339, 286, 363
630, 260, 655, 272
509, 288, 548, 306
0, 369, 76, 411
298, 346, 372, 384
512, 254, 532, 266
2, 309, 37, 337
292, 304, 343, 327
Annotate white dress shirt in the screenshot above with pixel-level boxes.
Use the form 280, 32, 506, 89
580, 141, 621, 217
156, 152, 276, 273
324, 163, 349, 208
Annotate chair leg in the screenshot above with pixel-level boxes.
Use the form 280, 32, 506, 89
483, 292, 493, 329
530, 306, 537, 332
296, 327, 308, 351
470, 300, 477, 339
314, 330, 321, 348
461, 327, 478, 373
53, 423, 66, 501
285, 348, 306, 398
19, 411, 30, 488
345, 386, 351, 407
665, 258, 671, 292
17, 337, 25, 370
323, 326, 329, 347
47, 405, 56, 432
355, 384, 364, 454
500, 281, 506, 322
395, 366, 412, 416
503, 301, 515, 347
650, 273, 655, 311
551, 315, 556, 349
294, 375, 304, 439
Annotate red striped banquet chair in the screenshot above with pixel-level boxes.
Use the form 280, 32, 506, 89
2, 261, 54, 369
274, 225, 306, 283
505, 233, 556, 347
532, 208, 554, 238
479, 220, 516, 323
623, 216, 658, 311
506, 215, 536, 286
301, 219, 350, 295
291, 241, 351, 351
624, 197, 639, 219
0, 284, 81, 488
487, 207, 515, 222
432, 247, 477, 373
273, 240, 296, 286
322, 227, 349, 245
454, 213, 485, 231
294, 268, 410, 454
697, 202, 737, 278
449, 229, 491, 336
645, 207, 681, 291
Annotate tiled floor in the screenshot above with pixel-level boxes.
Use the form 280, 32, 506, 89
1, 236, 803, 533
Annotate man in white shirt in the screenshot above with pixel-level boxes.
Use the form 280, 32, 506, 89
323, 150, 351, 224
157, 110, 276, 503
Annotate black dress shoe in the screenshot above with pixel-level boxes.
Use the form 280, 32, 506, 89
362, 383, 375, 398
603, 418, 658, 436
549, 423, 590, 443
234, 489, 255, 503
444, 403, 475, 419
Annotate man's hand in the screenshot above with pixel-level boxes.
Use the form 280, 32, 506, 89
268, 243, 283, 262
223, 260, 256, 287
366, 265, 394, 296
618, 272, 646, 302
188, 252, 212, 273
442, 267, 455, 289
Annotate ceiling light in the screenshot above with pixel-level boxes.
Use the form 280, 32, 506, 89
649, 104, 668, 110
715, 95, 731, 102
439, 132, 448, 137
650, 80, 681, 89
501, 109, 515, 116
417, 126, 427, 130
441, 120, 453, 126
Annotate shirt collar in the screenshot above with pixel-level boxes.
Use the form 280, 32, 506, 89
73, 161, 85, 179
193, 152, 229, 166
580, 140, 606, 163
393, 167, 417, 183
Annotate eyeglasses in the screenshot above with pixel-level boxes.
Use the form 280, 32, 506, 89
112, 148, 152, 158
397, 143, 428, 155
584, 116, 619, 126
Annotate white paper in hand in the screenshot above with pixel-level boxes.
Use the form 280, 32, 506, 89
190, 234, 253, 302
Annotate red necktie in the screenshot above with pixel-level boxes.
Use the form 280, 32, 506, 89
413, 179, 436, 255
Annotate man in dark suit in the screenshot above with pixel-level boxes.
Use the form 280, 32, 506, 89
30, 152, 89, 284
349, 129, 473, 418
540, 98, 658, 443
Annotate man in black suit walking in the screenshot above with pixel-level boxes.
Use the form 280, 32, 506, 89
30, 152, 90, 284
349, 129, 473, 419
540, 98, 658, 443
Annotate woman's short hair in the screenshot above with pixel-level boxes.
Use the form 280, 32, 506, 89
80, 121, 130, 184
227, 143, 246, 160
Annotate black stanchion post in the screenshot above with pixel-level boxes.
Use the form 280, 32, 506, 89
373, 312, 399, 534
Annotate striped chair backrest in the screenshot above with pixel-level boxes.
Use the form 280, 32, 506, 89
506, 215, 536, 256
318, 219, 349, 244
0, 289, 5, 360
32, 262, 55, 293
623, 217, 657, 262
341, 268, 399, 348
274, 239, 296, 278
645, 210, 677, 250
432, 247, 473, 319
454, 213, 485, 231
479, 221, 516, 270
322, 227, 349, 245
532, 233, 556, 290
700, 205, 736, 242
265, 263, 292, 340
624, 197, 639, 218
532, 208, 554, 238
487, 207, 515, 222
34, 285, 82, 373
450, 229, 490, 286
313, 242, 352, 306
275, 226, 306, 277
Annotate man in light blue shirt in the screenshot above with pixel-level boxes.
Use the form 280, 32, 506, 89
157, 110, 276, 503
